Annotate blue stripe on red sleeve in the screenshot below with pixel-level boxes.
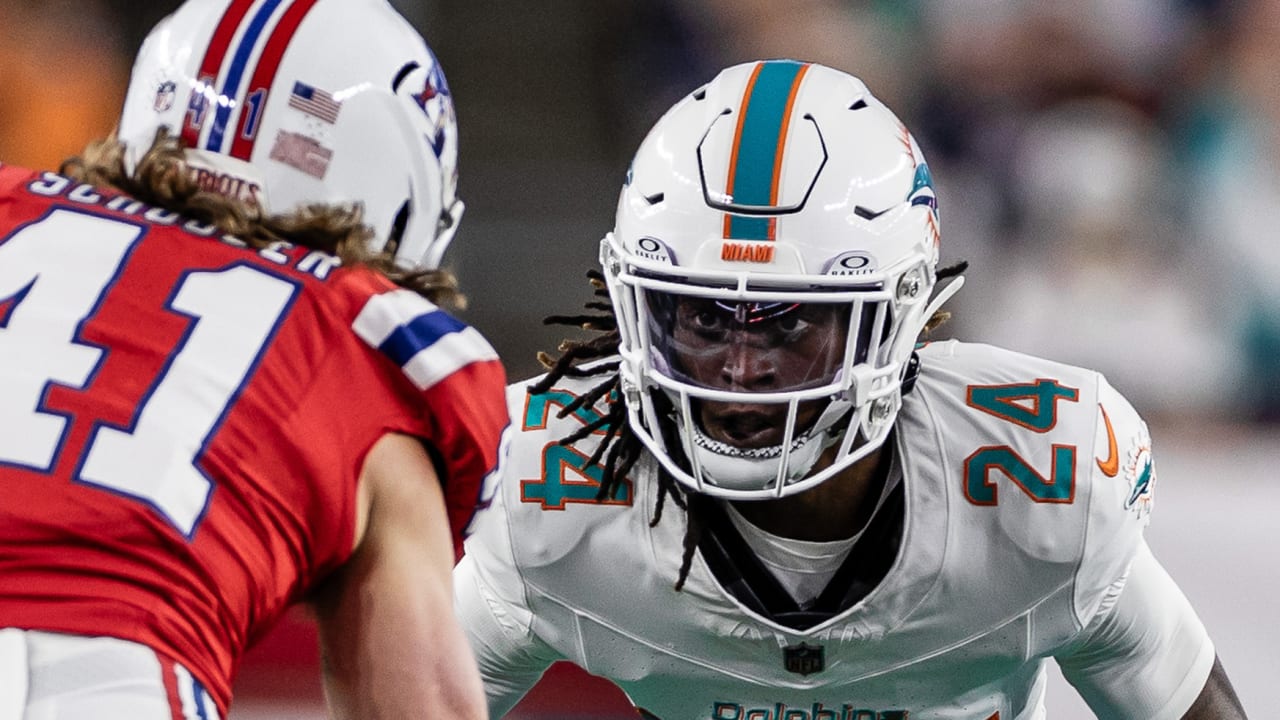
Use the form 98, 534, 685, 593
376, 310, 468, 367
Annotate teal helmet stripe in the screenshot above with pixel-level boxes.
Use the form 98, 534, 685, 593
725, 60, 809, 241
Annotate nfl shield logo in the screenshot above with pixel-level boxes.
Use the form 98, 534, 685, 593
783, 642, 824, 676
154, 80, 177, 112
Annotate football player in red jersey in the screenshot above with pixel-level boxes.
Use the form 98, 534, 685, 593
0, 1, 504, 719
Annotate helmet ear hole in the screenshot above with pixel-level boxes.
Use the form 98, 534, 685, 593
392, 61, 421, 92
386, 200, 411, 258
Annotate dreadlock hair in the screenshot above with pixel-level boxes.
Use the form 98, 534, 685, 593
928, 260, 967, 331
529, 271, 699, 585
58, 128, 463, 309
531, 262, 968, 592
528, 271, 665, 508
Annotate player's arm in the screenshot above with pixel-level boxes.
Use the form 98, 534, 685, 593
1180, 657, 1248, 719
312, 432, 487, 720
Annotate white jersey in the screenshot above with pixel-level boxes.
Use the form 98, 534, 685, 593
455, 341, 1215, 720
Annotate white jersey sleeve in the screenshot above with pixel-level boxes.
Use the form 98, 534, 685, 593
1052, 377, 1215, 718
453, 380, 564, 717
1071, 376, 1155, 625
1057, 540, 1215, 719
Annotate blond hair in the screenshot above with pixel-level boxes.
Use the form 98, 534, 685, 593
59, 129, 463, 308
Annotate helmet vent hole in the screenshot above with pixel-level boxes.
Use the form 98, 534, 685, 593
937, 260, 969, 280
392, 61, 421, 92
692, 87, 707, 101
386, 200, 411, 257
644, 192, 665, 205
854, 205, 889, 220
850, 99, 868, 110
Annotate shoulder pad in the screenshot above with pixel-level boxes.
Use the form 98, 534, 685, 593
913, 342, 1154, 625
352, 287, 499, 390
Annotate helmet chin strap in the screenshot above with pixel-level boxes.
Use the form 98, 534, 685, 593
680, 398, 853, 491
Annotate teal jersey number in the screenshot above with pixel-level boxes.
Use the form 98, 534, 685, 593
519, 388, 631, 509
963, 379, 1079, 505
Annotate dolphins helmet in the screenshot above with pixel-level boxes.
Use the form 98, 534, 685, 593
118, 0, 462, 271
602, 60, 960, 499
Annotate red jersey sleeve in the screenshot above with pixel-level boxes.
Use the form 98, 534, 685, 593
348, 285, 510, 552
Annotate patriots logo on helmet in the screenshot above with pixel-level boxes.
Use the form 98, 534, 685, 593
410, 62, 454, 159
412, 61, 449, 109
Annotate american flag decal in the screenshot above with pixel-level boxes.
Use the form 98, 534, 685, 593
269, 130, 333, 179
288, 81, 342, 124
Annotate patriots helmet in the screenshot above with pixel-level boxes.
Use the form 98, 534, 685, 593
118, 0, 462, 272
602, 60, 961, 499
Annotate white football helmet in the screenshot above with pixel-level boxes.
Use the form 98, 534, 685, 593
602, 60, 962, 499
117, 0, 463, 272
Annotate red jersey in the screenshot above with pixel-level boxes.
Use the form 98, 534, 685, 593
0, 165, 509, 713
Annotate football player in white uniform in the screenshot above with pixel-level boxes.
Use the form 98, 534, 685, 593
454, 60, 1247, 719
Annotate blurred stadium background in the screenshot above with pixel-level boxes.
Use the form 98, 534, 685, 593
3, 0, 1276, 716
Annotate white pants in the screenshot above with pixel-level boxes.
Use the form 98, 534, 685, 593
0, 629, 221, 720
